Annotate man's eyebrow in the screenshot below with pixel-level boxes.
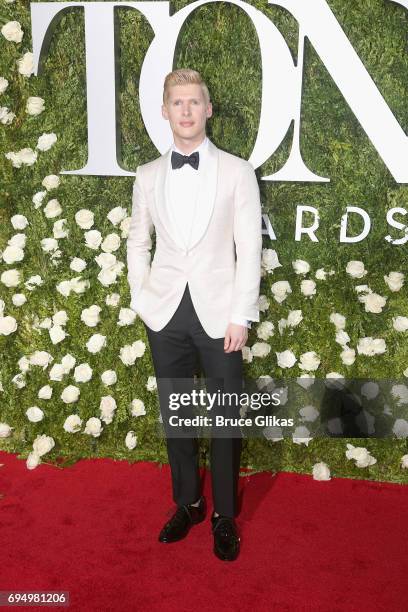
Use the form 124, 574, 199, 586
172, 97, 200, 102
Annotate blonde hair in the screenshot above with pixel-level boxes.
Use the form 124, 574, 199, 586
163, 69, 210, 106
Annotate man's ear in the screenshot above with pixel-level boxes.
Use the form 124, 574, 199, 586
161, 104, 168, 120
206, 102, 213, 118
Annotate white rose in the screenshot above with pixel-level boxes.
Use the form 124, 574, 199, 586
41, 238, 58, 253
360, 382, 379, 400
292, 259, 310, 274
26, 406, 44, 422
36, 132, 57, 151
60, 385, 80, 404
17, 52, 34, 77
97, 267, 119, 286
95, 253, 116, 269
18, 147, 38, 165
400, 454, 408, 469
106, 293, 120, 307
101, 233, 121, 252
312, 462, 331, 481
251, 342, 271, 358
263, 426, 283, 441
26, 451, 41, 470
345, 443, 376, 468
300, 279, 316, 297
340, 348, 356, 366
118, 307, 137, 326
49, 324, 66, 345
315, 268, 327, 280
329, 312, 346, 330
53, 218, 68, 239
131, 398, 146, 417
38, 385, 53, 399
81, 305, 101, 327
0, 423, 14, 437
346, 260, 367, 278
2, 245, 24, 264
357, 337, 386, 356
52, 311, 68, 327
12, 373, 26, 388
299, 405, 319, 422
256, 321, 274, 341
32, 190, 47, 207
42, 174, 60, 190
384, 271, 404, 292
276, 349, 297, 368
8, 233, 26, 248
299, 351, 320, 371
44, 199, 62, 219
107, 206, 127, 225
0, 77, 9, 94
359, 292, 387, 313
32, 434, 55, 456
30, 350, 53, 368
392, 419, 408, 439
0, 106, 16, 125
120, 216, 131, 237
63, 414, 82, 433
271, 280, 292, 303
26, 96, 45, 115
83, 417, 103, 437
146, 376, 157, 392
12, 293, 26, 306
132, 340, 146, 358
84, 229, 102, 249
70, 257, 87, 273
258, 294, 269, 312
71, 276, 90, 294
242, 346, 253, 363
120, 344, 139, 366
25, 274, 43, 290
0, 316, 17, 335
1, 269, 21, 287
287, 310, 303, 327
296, 375, 315, 390
325, 373, 346, 389
125, 431, 138, 450
100, 396, 117, 424
391, 384, 408, 405
292, 426, 312, 446
74, 363, 93, 383
49, 363, 65, 381
261, 249, 281, 272
101, 370, 117, 385
86, 333, 106, 354
61, 354, 76, 372
1, 21, 24, 43
335, 330, 350, 346
75, 209, 94, 229
392, 316, 408, 332
18, 356, 30, 373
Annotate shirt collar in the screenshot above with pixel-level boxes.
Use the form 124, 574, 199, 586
171, 135, 208, 156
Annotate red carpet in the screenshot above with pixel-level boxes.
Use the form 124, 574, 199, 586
0, 450, 407, 612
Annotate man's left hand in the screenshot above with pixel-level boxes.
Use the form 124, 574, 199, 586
224, 323, 248, 353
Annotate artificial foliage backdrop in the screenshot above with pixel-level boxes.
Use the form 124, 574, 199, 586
0, 0, 407, 482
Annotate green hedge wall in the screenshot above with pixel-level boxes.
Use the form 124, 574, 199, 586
0, 0, 407, 483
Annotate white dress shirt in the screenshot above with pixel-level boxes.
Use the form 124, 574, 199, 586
167, 135, 252, 329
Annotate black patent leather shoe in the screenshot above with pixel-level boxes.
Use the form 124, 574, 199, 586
158, 496, 206, 543
211, 512, 240, 561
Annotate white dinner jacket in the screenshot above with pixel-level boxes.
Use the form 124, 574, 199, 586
126, 137, 262, 339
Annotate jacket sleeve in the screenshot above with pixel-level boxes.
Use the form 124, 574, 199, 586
230, 160, 262, 323
126, 165, 154, 310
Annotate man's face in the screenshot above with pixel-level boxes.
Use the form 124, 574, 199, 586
161, 83, 212, 143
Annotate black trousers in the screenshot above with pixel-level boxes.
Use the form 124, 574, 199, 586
144, 283, 243, 517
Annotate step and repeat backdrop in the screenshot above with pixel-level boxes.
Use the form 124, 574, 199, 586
0, 0, 407, 480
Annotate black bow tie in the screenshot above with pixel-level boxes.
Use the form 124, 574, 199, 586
171, 150, 200, 170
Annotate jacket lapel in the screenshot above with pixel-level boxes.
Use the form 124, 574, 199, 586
153, 138, 219, 251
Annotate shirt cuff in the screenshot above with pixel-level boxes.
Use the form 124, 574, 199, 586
230, 316, 251, 328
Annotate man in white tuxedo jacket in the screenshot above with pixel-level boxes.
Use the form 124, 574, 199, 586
126, 69, 262, 561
